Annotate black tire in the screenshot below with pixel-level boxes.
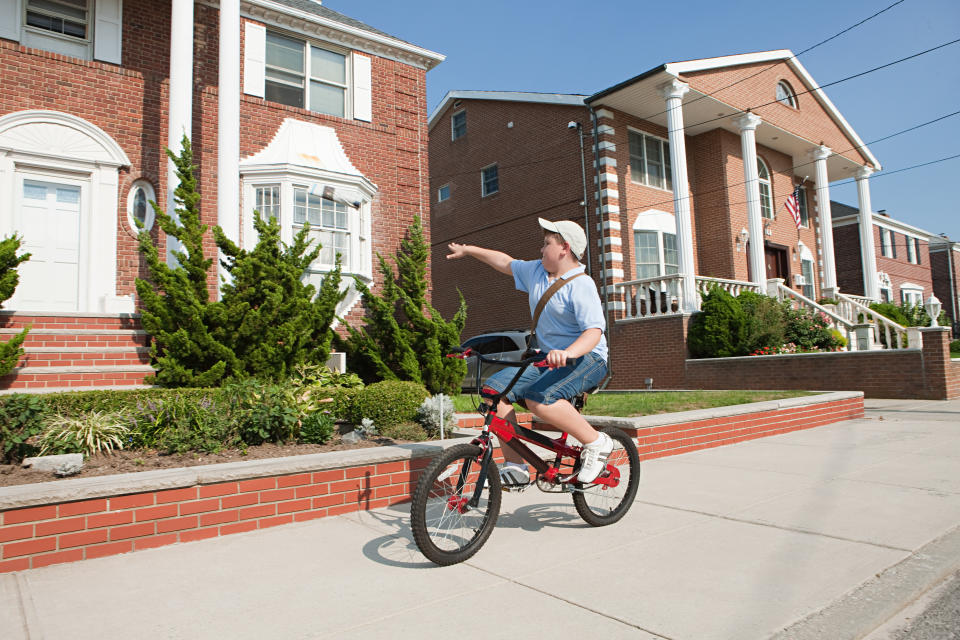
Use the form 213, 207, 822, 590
410, 443, 502, 565
573, 427, 641, 527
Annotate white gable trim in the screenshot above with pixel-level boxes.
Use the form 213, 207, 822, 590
666, 50, 880, 171
242, 0, 444, 70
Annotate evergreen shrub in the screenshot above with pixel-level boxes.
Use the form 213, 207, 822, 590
0, 233, 31, 377
0, 394, 48, 463
738, 290, 788, 354
687, 287, 747, 358
336, 216, 467, 394
350, 380, 430, 428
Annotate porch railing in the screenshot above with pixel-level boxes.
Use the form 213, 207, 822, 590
834, 292, 913, 349
618, 275, 683, 320
616, 275, 761, 321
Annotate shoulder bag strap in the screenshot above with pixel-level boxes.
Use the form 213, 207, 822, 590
530, 271, 588, 339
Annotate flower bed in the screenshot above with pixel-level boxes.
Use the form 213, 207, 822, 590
0, 392, 862, 573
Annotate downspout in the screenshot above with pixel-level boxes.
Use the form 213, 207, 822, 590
947, 241, 958, 330
589, 104, 613, 388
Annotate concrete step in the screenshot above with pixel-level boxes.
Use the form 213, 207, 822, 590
18, 347, 152, 368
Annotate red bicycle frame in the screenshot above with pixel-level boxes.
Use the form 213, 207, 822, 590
450, 348, 620, 491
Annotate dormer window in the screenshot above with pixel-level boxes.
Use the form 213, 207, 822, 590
776, 81, 797, 108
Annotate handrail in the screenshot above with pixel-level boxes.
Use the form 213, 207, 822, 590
835, 292, 911, 349
776, 283, 856, 348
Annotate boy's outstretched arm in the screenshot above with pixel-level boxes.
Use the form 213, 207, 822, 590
447, 243, 514, 275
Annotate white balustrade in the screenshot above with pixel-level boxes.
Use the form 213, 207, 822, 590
617, 275, 683, 320
834, 292, 913, 349
773, 282, 857, 350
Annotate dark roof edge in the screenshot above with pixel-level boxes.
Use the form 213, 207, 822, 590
585, 64, 668, 104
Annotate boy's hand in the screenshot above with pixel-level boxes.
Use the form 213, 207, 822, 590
447, 243, 469, 259
545, 349, 570, 368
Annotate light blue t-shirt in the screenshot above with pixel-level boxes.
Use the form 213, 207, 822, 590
511, 260, 608, 361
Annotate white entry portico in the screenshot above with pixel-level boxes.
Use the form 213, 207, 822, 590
0, 110, 131, 313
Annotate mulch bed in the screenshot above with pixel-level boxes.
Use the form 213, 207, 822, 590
0, 435, 417, 488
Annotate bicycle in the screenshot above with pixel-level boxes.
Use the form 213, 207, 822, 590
410, 348, 641, 566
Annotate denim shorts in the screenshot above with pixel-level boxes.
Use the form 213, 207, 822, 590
483, 351, 607, 406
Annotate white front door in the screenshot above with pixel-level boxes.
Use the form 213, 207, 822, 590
13, 179, 82, 311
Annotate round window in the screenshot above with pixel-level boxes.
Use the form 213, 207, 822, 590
126, 179, 156, 232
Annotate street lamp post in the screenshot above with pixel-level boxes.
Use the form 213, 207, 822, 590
569, 121, 592, 276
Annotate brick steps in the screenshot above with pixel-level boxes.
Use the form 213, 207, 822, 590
0, 314, 155, 390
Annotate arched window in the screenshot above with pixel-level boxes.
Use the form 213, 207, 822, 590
776, 81, 797, 108
127, 179, 156, 232
757, 158, 773, 219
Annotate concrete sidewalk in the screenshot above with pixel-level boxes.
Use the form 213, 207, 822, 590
2, 398, 959, 639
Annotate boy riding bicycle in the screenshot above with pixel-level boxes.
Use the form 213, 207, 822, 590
446, 218, 612, 484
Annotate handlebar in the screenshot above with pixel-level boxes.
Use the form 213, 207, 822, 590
447, 347, 548, 368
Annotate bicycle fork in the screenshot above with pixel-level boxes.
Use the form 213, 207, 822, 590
446, 442, 494, 514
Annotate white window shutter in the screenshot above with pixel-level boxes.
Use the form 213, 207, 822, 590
352, 53, 372, 122
243, 22, 265, 98
0, 0, 22, 42
93, 0, 122, 64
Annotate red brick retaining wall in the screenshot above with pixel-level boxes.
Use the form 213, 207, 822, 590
0, 395, 861, 573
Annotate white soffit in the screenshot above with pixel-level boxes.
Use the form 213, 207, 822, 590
241, 118, 363, 178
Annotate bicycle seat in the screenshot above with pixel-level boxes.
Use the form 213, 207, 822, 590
572, 385, 599, 412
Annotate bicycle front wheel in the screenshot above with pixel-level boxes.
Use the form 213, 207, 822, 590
573, 427, 641, 526
410, 443, 502, 565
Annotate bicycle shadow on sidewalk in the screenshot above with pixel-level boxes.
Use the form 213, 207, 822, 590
356, 497, 586, 569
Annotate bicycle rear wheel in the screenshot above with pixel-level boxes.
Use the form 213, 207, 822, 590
410, 443, 502, 565
573, 427, 640, 526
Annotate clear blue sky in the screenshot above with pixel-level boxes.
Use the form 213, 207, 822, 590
329, 0, 960, 240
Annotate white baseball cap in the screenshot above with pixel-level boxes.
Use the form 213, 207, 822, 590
538, 217, 586, 260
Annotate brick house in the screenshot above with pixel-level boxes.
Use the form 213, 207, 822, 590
832, 202, 935, 307
929, 235, 960, 333
429, 51, 882, 341
0, 0, 443, 390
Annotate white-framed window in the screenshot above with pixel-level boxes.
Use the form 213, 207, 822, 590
265, 30, 349, 117
881, 228, 899, 259
880, 228, 893, 258
451, 110, 466, 140
437, 184, 450, 202
126, 179, 156, 232
901, 284, 923, 307
796, 186, 809, 227
25, 0, 88, 39
293, 187, 349, 269
776, 81, 798, 108
481, 164, 498, 197
632, 210, 679, 281
628, 129, 672, 191
758, 157, 773, 219
906, 235, 917, 264
254, 184, 280, 220
797, 241, 816, 299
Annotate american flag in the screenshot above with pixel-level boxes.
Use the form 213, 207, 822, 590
784, 184, 802, 229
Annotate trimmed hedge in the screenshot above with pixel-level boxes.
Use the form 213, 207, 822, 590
349, 380, 430, 428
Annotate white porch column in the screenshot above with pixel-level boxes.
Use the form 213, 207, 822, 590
659, 78, 697, 312
218, 0, 240, 289
735, 112, 765, 289
812, 145, 837, 296
166, 0, 194, 265
855, 167, 879, 300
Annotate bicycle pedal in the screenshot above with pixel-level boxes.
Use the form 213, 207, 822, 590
501, 483, 530, 493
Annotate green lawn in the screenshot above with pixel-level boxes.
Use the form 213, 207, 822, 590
453, 389, 815, 417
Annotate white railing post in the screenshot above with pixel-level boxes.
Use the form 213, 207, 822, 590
767, 278, 785, 299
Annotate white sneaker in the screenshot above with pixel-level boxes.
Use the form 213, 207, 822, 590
578, 432, 613, 483
499, 462, 530, 487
